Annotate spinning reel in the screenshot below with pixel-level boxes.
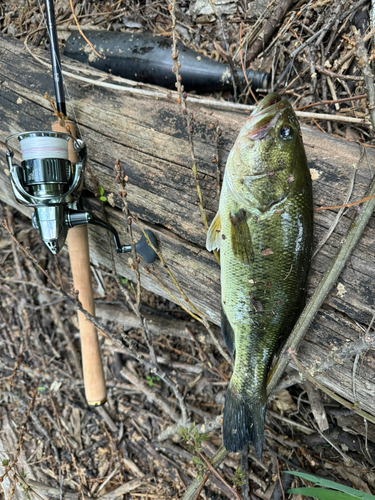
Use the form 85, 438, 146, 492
6, 130, 157, 262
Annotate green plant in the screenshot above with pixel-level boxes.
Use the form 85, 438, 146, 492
98, 186, 107, 203
145, 375, 160, 387
178, 423, 209, 455
232, 466, 245, 487
285, 471, 375, 500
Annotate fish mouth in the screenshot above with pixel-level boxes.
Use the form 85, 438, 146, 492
247, 93, 292, 140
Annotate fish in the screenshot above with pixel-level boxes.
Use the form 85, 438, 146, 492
206, 93, 313, 457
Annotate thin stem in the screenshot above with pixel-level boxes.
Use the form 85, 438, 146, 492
181, 446, 229, 500
198, 451, 242, 500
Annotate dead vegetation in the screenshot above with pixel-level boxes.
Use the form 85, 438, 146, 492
1, 0, 375, 499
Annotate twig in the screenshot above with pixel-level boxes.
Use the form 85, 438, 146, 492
144, 268, 203, 322
168, 1, 220, 267
209, 3, 239, 100
239, 23, 252, 98
68, 0, 101, 58
233, 1, 274, 63
137, 225, 201, 319
186, 327, 228, 381
181, 445, 229, 500
274, 20, 338, 90
312, 164, 357, 258
201, 318, 232, 366
296, 94, 367, 111
50, 303, 82, 377
197, 451, 242, 500
115, 159, 141, 307
314, 64, 365, 82
97, 478, 143, 500
295, 110, 368, 125
352, 352, 360, 403
192, 472, 209, 500
169, 1, 208, 225
309, 418, 351, 464
314, 193, 375, 211
108, 165, 158, 368
0, 341, 24, 384
354, 27, 375, 129
212, 39, 238, 101
276, 457, 285, 500
209, 120, 222, 199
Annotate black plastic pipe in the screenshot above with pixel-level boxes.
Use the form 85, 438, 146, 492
64, 30, 269, 94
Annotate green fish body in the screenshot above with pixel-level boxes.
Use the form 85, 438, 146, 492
206, 93, 313, 457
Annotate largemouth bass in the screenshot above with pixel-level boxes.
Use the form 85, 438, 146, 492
206, 93, 313, 457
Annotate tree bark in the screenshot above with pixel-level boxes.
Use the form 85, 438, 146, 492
1, 36, 375, 418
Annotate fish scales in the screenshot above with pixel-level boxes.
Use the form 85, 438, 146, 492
206, 93, 313, 457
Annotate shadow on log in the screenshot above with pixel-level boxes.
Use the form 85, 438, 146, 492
1, 35, 375, 418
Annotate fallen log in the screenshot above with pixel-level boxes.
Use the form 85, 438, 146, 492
1, 35, 375, 418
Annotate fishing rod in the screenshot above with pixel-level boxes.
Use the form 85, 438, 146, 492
5, 0, 158, 406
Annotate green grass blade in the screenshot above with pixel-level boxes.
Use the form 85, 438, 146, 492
287, 487, 362, 500
284, 472, 375, 500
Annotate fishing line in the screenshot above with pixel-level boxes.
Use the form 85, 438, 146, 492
20, 135, 69, 160
35, 0, 83, 139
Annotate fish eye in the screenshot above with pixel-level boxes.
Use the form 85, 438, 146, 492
280, 125, 293, 140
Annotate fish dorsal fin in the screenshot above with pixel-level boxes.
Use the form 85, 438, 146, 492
229, 208, 253, 264
221, 305, 235, 355
206, 212, 221, 252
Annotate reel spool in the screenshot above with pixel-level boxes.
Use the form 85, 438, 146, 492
6, 131, 85, 254
6, 131, 157, 262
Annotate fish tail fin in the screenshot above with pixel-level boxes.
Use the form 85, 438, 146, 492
223, 383, 266, 458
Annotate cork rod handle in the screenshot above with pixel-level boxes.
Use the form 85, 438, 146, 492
52, 120, 107, 406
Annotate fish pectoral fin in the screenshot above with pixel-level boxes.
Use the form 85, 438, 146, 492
221, 305, 235, 355
206, 211, 221, 252
229, 208, 254, 264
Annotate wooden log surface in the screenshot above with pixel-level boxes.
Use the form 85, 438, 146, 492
1, 36, 375, 417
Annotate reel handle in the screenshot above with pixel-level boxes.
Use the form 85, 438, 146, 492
52, 120, 107, 406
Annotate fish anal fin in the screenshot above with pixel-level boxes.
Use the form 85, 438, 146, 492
223, 384, 266, 458
229, 208, 253, 264
206, 212, 221, 252
221, 305, 235, 355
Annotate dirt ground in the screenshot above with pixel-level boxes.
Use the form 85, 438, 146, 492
1, 0, 375, 499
